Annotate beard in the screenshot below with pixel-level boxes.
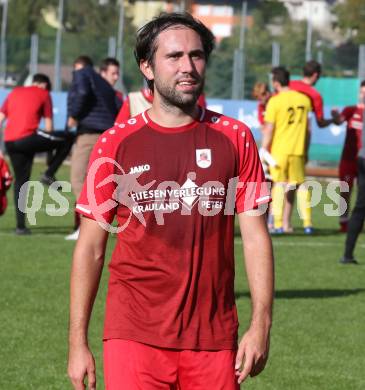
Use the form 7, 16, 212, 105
153, 74, 204, 110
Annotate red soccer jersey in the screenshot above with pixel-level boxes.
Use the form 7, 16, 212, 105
197, 93, 207, 109
340, 105, 363, 161
1, 86, 53, 142
290, 80, 324, 122
76, 109, 270, 350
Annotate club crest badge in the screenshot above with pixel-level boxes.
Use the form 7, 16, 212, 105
196, 149, 212, 168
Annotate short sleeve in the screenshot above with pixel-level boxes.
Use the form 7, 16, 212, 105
76, 135, 119, 224
42, 92, 53, 118
264, 98, 276, 124
235, 129, 271, 213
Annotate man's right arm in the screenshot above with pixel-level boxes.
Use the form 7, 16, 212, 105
42, 92, 54, 132
68, 216, 109, 390
331, 106, 353, 127
316, 116, 337, 128
312, 94, 341, 127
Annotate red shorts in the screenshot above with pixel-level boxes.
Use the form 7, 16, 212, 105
103, 339, 239, 390
339, 159, 358, 186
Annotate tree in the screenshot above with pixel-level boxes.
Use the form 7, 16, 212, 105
3, 0, 142, 90
205, 7, 277, 99
334, 0, 365, 45
6, 0, 55, 36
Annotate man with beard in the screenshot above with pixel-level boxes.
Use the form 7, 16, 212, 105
115, 86, 206, 122
67, 13, 274, 390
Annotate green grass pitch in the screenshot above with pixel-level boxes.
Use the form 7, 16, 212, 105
0, 162, 364, 389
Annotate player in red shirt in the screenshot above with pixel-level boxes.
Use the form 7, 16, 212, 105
67, 13, 274, 390
289, 60, 340, 128
335, 81, 365, 232
0, 74, 73, 234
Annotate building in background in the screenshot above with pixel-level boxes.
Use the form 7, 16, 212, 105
129, 1, 168, 28
128, 0, 248, 43
279, 0, 335, 30
278, 0, 342, 43
191, 2, 253, 43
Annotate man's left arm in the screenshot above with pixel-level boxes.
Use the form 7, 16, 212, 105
235, 209, 274, 385
44, 117, 53, 132
42, 92, 54, 132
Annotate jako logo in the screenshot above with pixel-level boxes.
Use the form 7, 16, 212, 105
129, 164, 151, 174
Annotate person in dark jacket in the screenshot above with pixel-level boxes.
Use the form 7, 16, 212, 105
66, 56, 121, 240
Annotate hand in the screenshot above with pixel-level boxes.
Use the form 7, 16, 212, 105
68, 344, 96, 390
68, 117, 78, 128
235, 324, 270, 385
331, 109, 341, 125
0, 149, 4, 159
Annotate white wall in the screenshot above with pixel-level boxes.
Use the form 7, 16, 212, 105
280, 0, 335, 30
